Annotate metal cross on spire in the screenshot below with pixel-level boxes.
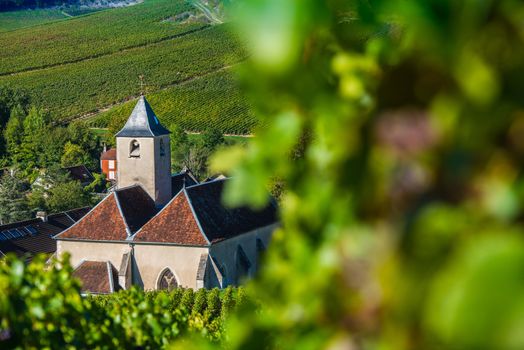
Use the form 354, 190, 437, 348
139, 74, 145, 96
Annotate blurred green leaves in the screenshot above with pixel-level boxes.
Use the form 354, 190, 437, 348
210, 0, 524, 349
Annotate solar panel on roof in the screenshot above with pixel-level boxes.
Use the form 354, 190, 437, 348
0, 233, 7, 240
2, 230, 12, 239
9, 229, 20, 238
15, 228, 27, 237
25, 226, 37, 235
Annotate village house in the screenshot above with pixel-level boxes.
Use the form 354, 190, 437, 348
55, 96, 278, 294
0, 207, 90, 262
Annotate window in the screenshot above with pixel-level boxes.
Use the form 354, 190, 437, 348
160, 139, 166, 156
108, 171, 115, 180
157, 268, 178, 291
235, 245, 251, 284
108, 160, 115, 169
129, 140, 140, 158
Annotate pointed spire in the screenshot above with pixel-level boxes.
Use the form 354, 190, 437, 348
115, 96, 170, 138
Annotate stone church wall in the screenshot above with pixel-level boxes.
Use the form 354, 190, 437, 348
57, 240, 131, 271
132, 244, 208, 290
209, 223, 278, 287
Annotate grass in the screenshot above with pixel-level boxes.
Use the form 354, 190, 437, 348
0, 8, 68, 32
0, 0, 205, 75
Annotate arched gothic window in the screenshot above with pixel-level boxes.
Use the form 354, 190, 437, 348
256, 238, 266, 263
235, 245, 251, 285
129, 140, 140, 158
157, 268, 178, 291
159, 139, 166, 156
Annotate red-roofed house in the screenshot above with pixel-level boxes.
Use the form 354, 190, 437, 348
55, 97, 278, 293
100, 147, 117, 181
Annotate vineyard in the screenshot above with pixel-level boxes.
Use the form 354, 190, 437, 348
0, 0, 205, 75
0, 25, 247, 123
1, 253, 247, 348
0, 8, 68, 32
89, 68, 257, 135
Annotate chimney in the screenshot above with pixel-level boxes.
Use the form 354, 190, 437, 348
103, 142, 107, 153
36, 211, 48, 222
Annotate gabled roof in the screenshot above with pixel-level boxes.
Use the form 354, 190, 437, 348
185, 179, 278, 243
55, 185, 157, 241
0, 207, 90, 262
100, 148, 116, 160
133, 179, 278, 245
115, 96, 170, 138
73, 260, 119, 294
115, 185, 158, 233
171, 168, 199, 197
133, 191, 208, 246
63, 165, 94, 184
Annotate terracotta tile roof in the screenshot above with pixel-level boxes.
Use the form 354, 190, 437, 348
133, 191, 208, 245
55, 186, 157, 241
185, 179, 278, 243
100, 148, 117, 160
56, 194, 128, 241
133, 179, 278, 245
0, 207, 90, 262
73, 261, 119, 294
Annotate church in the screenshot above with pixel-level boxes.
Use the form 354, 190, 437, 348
54, 96, 278, 294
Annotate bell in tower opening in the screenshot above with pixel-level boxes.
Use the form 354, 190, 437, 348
115, 96, 172, 207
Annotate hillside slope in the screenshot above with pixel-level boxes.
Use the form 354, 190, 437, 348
0, 0, 255, 134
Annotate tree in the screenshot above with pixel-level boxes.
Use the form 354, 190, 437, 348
45, 180, 91, 213
0, 86, 29, 128
61, 141, 89, 168
18, 107, 49, 175
0, 171, 30, 224
170, 123, 190, 171
3, 104, 25, 163
201, 127, 225, 150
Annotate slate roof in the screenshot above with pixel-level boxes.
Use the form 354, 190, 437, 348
0, 207, 90, 262
64, 165, 94, 184
133, 179, 278, 245
171, 168, 198, 197
185, 180, 278, 243
73, 260, 119, 294
115, 96, 170, 138
55, 185, 158, 241
100, 148, 116, 160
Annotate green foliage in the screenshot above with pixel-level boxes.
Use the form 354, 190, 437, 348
202, 127, 225, 150
0, 253, 246, 348
201, 0, 524, 349
0, 171, 30, 225
60, 141, 88, 168
0, 86, 30, 127
45, 180, 91, 212
28, 165, 93, 213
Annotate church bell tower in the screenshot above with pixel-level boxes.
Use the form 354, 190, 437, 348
115, 96, 172, 206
